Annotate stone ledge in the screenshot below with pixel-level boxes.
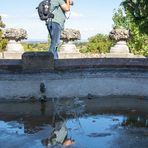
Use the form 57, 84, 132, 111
22, 52, 54, 72
0, 59, 22, 73
0, 55, 148, 73
59, 53, 145, 59
55, 58, 148, 70
59, 53, 100, 59
105, 53, 145, 58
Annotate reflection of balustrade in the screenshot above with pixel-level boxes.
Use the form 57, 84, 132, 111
122, 115, 148, 127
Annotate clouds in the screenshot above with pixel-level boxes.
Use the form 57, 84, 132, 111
70, 11, 84, 18
0, 13, 38, 20
0, 13, 8, 19
0, 0, 122, 41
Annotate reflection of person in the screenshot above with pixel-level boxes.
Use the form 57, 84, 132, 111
41, 121, 74, 147
63, 138, 74, 146
47, 0, 72, 59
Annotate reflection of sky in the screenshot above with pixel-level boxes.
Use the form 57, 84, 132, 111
0, 120, 51, 148
0, 121, 24, 135
66, 115, 125, 148
0, 114, 148, 148
0, 115, 124, 148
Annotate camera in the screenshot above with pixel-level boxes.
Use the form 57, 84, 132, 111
64, 0, 74, 6
70, 1, 74, 6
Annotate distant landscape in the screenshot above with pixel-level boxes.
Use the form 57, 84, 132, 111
0, 0, 148, 56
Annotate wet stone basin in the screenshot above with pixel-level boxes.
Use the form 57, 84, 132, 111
0, 97, 148, 148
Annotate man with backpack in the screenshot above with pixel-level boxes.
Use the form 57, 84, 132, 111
45, 0, 72, 59
37, 0, 72, 59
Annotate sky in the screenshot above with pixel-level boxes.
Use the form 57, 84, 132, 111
0, 0, 122, 41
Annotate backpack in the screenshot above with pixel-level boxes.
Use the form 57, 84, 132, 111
36, 0, 54, 21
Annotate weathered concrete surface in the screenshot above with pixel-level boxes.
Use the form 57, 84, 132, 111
0, 97, 148, 115
22, 52, 54, 72
3, 52, 23, 59
0, 52, 3, 58
0, 55, 148, 100
0, 59, 22, 73
55, 58, 148, 70
59, 53, 102, 59
1, 57, 148, 73
0, 51, 145, 59
0, 69, 148, 100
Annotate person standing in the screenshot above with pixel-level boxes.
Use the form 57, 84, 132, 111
47, 0, 72, 59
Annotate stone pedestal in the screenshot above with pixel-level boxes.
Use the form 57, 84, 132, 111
59, 42, 80, 59
0, 53, 3, 59
2, 52, 24, 59
6, 40, 24, 52
110, 41, 129, 53
60, 42, 79, 53
106, 41, 136, 58
3, 40, 24, 59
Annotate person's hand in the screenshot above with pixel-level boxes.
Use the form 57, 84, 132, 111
63, 139, 74, 146
69, 0, 74, 5
61, 0, 71, 11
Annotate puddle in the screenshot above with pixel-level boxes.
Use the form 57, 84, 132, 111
0, 97, 148, 148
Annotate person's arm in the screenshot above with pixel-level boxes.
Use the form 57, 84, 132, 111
60, 0, 71, 12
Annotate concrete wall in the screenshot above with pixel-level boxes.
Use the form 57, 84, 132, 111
0, 52, 148, 100
0, 70, 148, 100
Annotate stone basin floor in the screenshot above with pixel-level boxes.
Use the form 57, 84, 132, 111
0, 97, 148, 148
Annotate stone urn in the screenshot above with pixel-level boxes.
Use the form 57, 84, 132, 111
109, 27, 130, 54
3, 28, 27, 52
60, 28, 81, 53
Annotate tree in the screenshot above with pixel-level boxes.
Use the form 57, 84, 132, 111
0, 16, 7, 51
112, 8, 128, 29
79, 34, 113, 54
122, 0, 148, 34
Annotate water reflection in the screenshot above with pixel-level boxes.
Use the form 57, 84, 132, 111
0, 98, 148, 148
122, 115, 148, 127
41, 97, 85, 147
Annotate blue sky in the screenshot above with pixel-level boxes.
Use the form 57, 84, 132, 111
0, 0, 122, 41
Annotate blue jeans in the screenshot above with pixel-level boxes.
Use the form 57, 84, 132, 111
47, 22, 62, 59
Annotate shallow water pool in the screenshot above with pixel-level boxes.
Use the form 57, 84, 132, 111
0, 97, 148, 148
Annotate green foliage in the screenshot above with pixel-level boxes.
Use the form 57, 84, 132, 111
128, 32, 148, 56
0, 16, 5, 28
79, 34, 113, 54
75, 42, 87, 50
122, 0, 148, 34
112, 6, 148, 56
0, 16, 8, 52
112, 8, 128, 29
0, 38, 7, 52
22, 35, 51, 52
22, 42, 49, 52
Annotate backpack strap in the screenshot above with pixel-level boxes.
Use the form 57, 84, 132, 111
45, 1, 59, 25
